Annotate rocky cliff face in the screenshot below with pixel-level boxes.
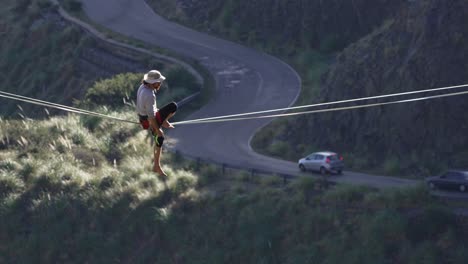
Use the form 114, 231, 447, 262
290, 0, 468, 174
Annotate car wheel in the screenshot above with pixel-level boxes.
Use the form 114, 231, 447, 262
429, 182, 436, 190
320, 167, 327, 176
299, 164, 306, 172
460, 185, 466, 192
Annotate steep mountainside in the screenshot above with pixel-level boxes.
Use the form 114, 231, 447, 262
149, 0, 468, 176
277, 0, 468, 175
147, 0, 406, 52
0, 0, 147, 116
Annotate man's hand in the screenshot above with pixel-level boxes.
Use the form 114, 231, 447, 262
162, 120, 174, 129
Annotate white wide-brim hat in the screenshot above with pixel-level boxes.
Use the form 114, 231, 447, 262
143, 70, 166, 84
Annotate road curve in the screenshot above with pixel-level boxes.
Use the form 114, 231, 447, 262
78, 0, 425, 189
79, 0, 301, 168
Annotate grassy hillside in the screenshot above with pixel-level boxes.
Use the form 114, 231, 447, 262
0, 74, 466, 262
1, 110, 467, 262
1, 72, 465, 263
0, 0, 200, 118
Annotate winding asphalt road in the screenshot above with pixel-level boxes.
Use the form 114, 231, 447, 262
78, 0, 421, 189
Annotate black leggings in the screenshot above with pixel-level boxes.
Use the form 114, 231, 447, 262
138, 101, 178, 129
156, 102, 178, 125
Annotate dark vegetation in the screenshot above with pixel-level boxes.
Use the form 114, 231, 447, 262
146, 0, 406, 54
61, 0, 82, 13
0, 0, 94, 115
0, 0, 198, 118
3, 60, 463, 263
2, 97, 468, 262
2, 0, 468, 262
148, 0, 468, 177
1, 113, 468, 264
256, 0, 468, 177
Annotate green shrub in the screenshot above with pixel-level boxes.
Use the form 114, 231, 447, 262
289, 176, 319, 203
319, 34, 345, 53
18, 161, 37, 182
30, 174, 65, 196
12, 0, 31, 13
361, 185, 430, 211
72, 148, 106, 167
409, 241, 442, 264
139, 177, 157, 190
268, 141, 290, 157
260, 175, 282, 187
235, 171, 251, 182
291, 176, 317, 192
198, 164, 220, 186
452, 246, 468, 264
347, 153, 369, 170
232, 183, 247, 194
0, 173, 24, 198
102, 143, 124, 164
71, 132, 86, 145
37, 0, 52, 9
357, 210, 408, 262
251, 128, 275, 151
381, 185, 431, 209
322, 184, 375, 207
296, 50, 327, 68
383, 156, 400, 175
99, 176, 116, 191
406, 205, 457, 243
80, 114, 103, 132
84, 73, 142, 108
173, 176, 196, 194
165, 67, 200, 93
62, 0, 82, 13
0, 159, 18, 171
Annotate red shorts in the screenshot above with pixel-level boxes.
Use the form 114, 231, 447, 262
138, 102, 178, 130
139, 112, 162, 130
139, 118, 150, 130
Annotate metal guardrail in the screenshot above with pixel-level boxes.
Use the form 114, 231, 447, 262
169, 149, 303, 186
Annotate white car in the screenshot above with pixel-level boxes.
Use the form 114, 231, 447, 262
298, 151, 344, 175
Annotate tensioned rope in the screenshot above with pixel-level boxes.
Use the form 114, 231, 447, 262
0, 90, 139, 124
172, 83, 468, 125
1, 83, 468, 126
172, 89, 468, 125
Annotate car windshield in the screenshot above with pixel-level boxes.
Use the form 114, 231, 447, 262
328, 155, 339, 161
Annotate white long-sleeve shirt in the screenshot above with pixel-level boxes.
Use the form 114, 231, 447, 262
136, 84, 157, 117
